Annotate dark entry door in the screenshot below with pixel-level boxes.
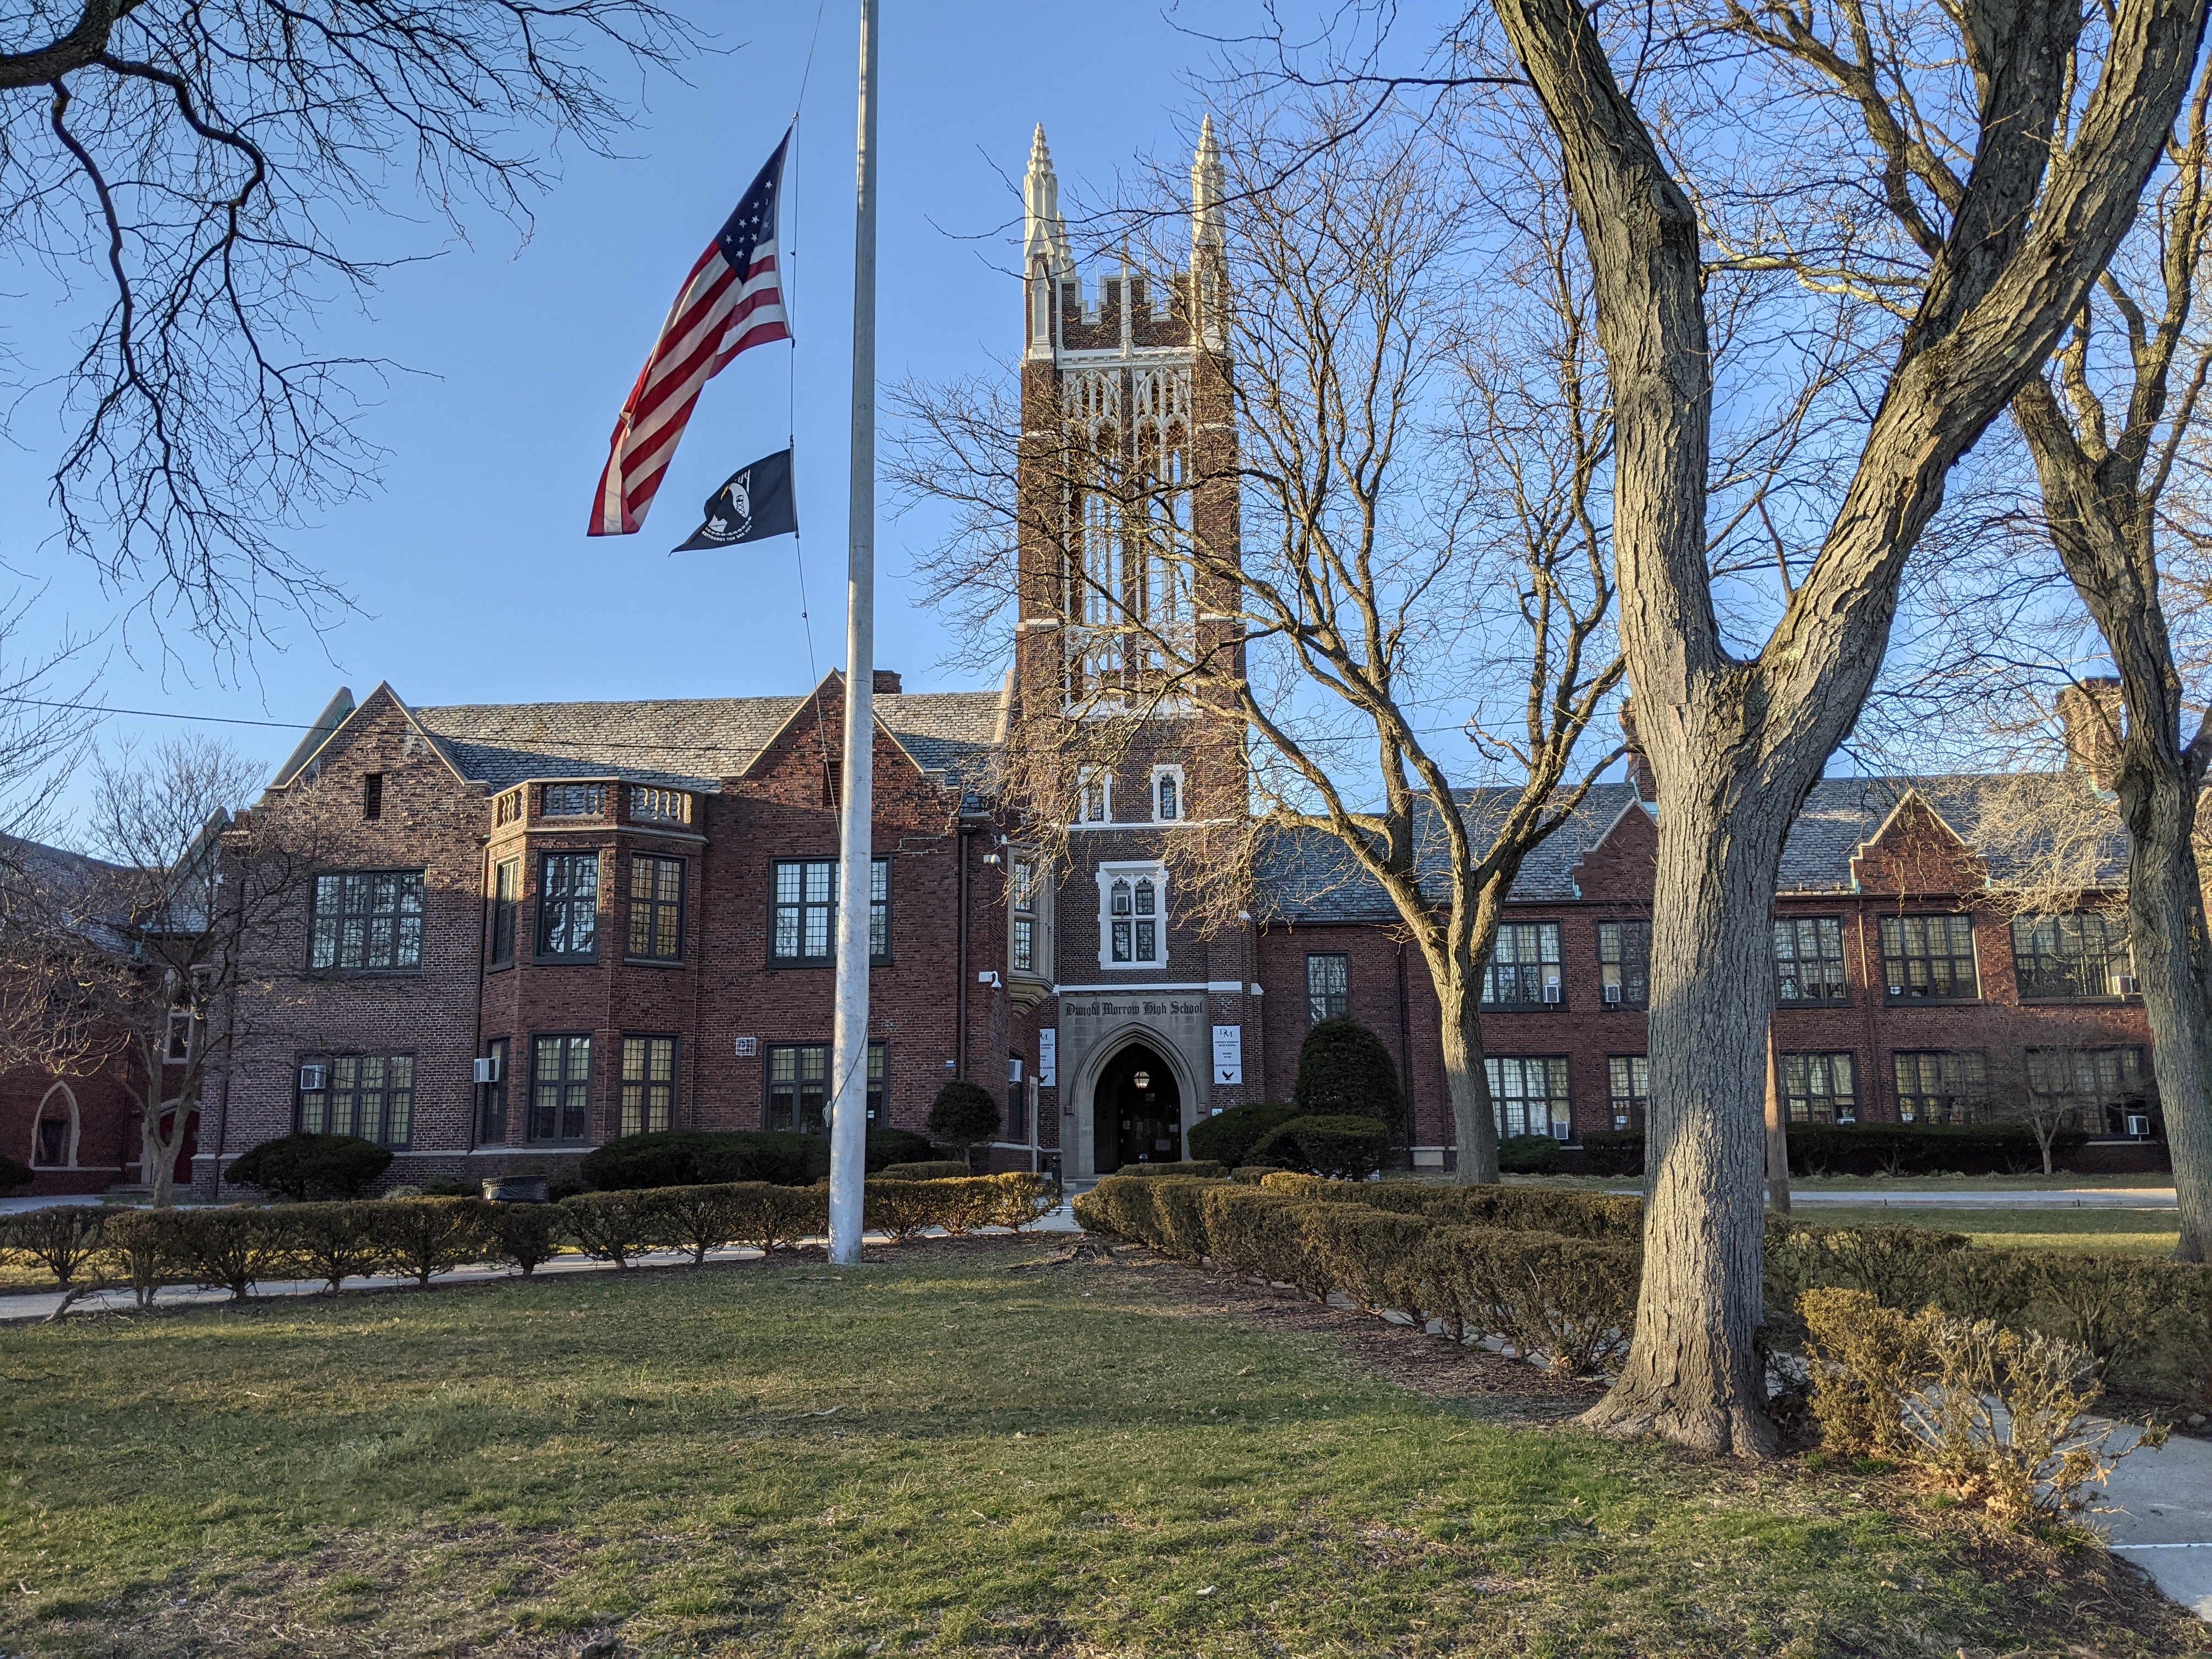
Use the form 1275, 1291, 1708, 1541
1099, 1043, 1183, 1170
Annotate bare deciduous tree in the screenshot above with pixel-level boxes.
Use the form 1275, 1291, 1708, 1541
0, 1, 686, 658
1465, 0, 2210, 1453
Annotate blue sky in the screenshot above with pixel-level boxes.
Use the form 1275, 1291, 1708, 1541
0, 2, 1259, 826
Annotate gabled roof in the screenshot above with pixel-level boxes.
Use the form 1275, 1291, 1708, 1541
1254, 770, 2128, 921
409, 689, 1005, 792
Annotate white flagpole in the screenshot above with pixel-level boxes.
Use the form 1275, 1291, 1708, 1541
826, 0, 879, 1267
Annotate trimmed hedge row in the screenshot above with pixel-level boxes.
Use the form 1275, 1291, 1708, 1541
577, 1128, 938, 1190
1, 1173, 1059, 1304
1575, 1124, 2096, 1178
1075, 1175, 2211, 1401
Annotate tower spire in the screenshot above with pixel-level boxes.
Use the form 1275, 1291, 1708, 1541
1024, 124, 1073, 280
1191, 114, 1224, 264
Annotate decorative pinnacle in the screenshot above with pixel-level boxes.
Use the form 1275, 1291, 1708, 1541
1024, 122, 1071, 281
1192, 114, 1225, 256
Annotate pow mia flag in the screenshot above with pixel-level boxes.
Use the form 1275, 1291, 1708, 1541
673, 448, 797, 552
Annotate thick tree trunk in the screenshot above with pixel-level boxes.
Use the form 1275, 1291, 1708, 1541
142, 1103, 187, 1209
2119, 771, 2212, 1259
1579, 766, 1792, 1456
1438, 977, 1500, 1184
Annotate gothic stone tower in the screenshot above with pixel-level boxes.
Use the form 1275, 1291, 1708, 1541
1006, 122, 1256, 1177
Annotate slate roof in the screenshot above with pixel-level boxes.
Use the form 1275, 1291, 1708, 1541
411, 690, 1004, 792
1252, 771, 2126, 923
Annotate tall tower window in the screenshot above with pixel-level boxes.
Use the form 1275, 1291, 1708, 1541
1152, 766, 1184, 822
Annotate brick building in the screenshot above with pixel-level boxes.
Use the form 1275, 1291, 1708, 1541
155, 123, 2158, 1196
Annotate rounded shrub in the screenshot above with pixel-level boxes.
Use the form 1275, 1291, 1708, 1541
0, 1153, 32, 1193
927, 1080, 1000, 1166
225, 1133, 393, 1201
1188, 1101, 1304, 1167
1498, 1134, 1560, 1175
1293, 1017, 1403, 1130
1247, 1115, 1391, 1180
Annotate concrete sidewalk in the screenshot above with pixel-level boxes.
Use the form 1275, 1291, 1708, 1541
2096, 1425, 2212, 1620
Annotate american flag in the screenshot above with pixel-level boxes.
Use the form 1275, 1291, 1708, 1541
589, 134, 791, 536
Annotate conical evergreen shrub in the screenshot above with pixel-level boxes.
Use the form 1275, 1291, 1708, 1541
1293, 1015, 1403, 1130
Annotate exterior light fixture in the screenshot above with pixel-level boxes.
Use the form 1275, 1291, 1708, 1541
1132, 1071, 1151, 1090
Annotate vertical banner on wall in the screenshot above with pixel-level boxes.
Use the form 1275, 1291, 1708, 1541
1212, 1024, 1243, 1086
1039, 1028, 1057, 1087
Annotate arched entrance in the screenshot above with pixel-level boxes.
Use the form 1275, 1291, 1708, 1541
31, 1081, 78, 1168
1095, 1042, 1183, 1171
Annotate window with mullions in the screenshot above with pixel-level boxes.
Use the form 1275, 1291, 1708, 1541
1775, 917, 1848, 1003
479, 1037, 509, 1143
764, 1040, 885, 1132
1307, 952, 1350, 1024
1107, 872, 1163, 965
1880, 915, 1979, 1001
530, 1034, 593, 1143
622, 1036, 677, 1136
2028, 1045, 2151, 1135
770, 857, 890, 965
628, 855, 684, 962
1781, 1051, 1858, 1124
1010, 854, 1042, 976
2012, 912, 2133, 999
1481, 922, 1562, 1007
1486, 1055, 1572, 1138
309, 870, 425, 971
1607, 1056, 1650, 1130
489, 858, 519, 966
1893, 1049, 1988, 1125
1598, 922, 1650, 1009
537, 852, 600, 960
298, 1053, 414, 1147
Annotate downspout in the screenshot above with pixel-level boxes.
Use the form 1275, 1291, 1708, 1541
1396, 940, 1414, 1160
955, 817, 971, 1080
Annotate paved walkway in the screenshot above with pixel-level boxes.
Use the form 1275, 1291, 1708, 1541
2096, 1425, 2212, 1620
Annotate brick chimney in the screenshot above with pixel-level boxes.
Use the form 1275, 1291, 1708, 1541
872, 670, 903, 696
2056, 677, 2124, 791
1619, 699, 1658, 803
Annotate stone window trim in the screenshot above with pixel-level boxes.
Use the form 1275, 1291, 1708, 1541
1072, 766, 1114, 828
769, 856, 891, 968
1095, 860, 1168, 970
1150, 764, 1186, 824
1008, 848, 1051, 981
29, 1081, 80, 1168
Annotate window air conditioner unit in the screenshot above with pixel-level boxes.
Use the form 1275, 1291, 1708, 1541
2127, 1113, 2152, 1139
1602, 984, 1622, 1006
298, 1063, 328, 1093
2113, 974, 2141, 995
1543, 979, 1562, 1004
474, 1055, 501, 1085
1887, 984, 1904, 997
1550, 1120, 1573, 1142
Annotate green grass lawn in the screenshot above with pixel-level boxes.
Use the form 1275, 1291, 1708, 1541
1795, 1204, 2183, 1256
2, 1242, 2201, 1658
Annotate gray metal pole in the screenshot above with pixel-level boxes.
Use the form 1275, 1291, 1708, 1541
826, 0, 879, 1266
